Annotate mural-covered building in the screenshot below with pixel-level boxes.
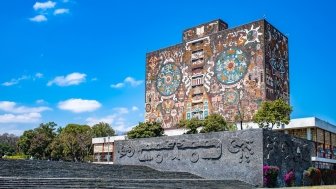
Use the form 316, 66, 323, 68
145, 19, 289, 129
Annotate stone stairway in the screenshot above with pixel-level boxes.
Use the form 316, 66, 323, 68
0, 159, 254, 188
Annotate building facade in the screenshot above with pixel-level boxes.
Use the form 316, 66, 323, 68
145, 19, 289, 129
277, 117, 336, 169
92, 135, 126, 164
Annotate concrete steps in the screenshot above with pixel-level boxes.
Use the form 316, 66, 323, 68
0, 178, 254, 189
0, 159, 254, 188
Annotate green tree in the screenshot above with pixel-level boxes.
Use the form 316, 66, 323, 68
59, 124, 93, 161
0, 143, 15, 156
253, 99, 292, 129
127, 122, 163, 139
92, 122, 115, 137
0, 133, 19, 156
227, 123, 238, 131
17, 129, 35, 156
178, 118, 203, 134
29, 122, 57, 159
200, 114, 228, 133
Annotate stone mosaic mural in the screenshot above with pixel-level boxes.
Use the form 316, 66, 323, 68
145, 19, 289, 129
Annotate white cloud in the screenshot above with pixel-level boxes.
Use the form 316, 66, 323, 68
33, 1, 56, 10
86, 115, 116, 126
36, 99, 46, 104
58, 98, 101, 113
30, 15, 48, 22
2, 75, 29, 86
0, 124, 25, 136
47, 72, 86, 86
0, 113, 41, 123
110, 83, 124, 88
86, 114, 134, 133
110, 77, 143, 89
132, 106, 139, 111
54, 8, 69, 15
113, 107, 129, 114
124, 77, 143, 86
85, 106, 139, 133
0, 101, 51, 114
2, 74, 43, 86
35, 73, 43, 78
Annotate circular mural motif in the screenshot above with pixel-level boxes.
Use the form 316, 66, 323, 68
156, 63, 182, 96
215, 48, 248, 85
224, 90, 239, 104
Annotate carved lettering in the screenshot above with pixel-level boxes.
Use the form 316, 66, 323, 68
228, 138, 254, 163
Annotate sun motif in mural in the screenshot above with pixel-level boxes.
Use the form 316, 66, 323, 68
224, 90, 239, 104
244, 25, 263, 45
156, 63, 182, 96
215, 48, 248, 85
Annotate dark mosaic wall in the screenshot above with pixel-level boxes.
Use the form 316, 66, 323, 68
264, 22, 290, 102
263, 130, 313, 186
145, 19, 289, 129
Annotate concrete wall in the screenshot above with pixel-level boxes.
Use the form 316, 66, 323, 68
115, 129, 263, 186
114, 129, 313, 187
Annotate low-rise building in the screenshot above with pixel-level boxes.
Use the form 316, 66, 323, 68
92, 135, 126, 164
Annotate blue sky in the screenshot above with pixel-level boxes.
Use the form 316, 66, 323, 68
0, 0, 335, 135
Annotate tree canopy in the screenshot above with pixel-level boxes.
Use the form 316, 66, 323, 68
0, 133, 19, 156
92, 122, 115, 137
127, 122, 164, 139
17, 122, 57, 159
58, 124, 93, 162
200, 113, 228, 133
16, 121, 116, 162
253, 99, 292, 129
179, 118, 203, 134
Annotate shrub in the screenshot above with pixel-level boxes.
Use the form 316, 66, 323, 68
178, 118, 203, 134
302, 170, 312, 186
303, 167, 321, 186
263, 165, 279, 188
127, 122, 164, 139
200, 114, 227, 133
284, 170, 295, 187
321, 169, 336, 185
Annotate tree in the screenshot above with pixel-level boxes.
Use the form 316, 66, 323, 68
200, 114, 228, 133
127, 122, 163, 139
178, 118, 203, 134
50, 136, 64, 161
18, 122, 57, 159
30, 122, 57, 159
59, 124, 93, 161
17, 130, 35, 155
92, 122, 115, 137
253, 99, 292, 129
0, 133, 19, 156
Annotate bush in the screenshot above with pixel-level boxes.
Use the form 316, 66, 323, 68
303, 167, 321, 186
3, 154, 29, 160
200, 114, 227, 133
321, 169, 336, 185
263, 165, 279, 187
284, 170, 295, 187
178, 118, 203, 134
127, 122, 164, 139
